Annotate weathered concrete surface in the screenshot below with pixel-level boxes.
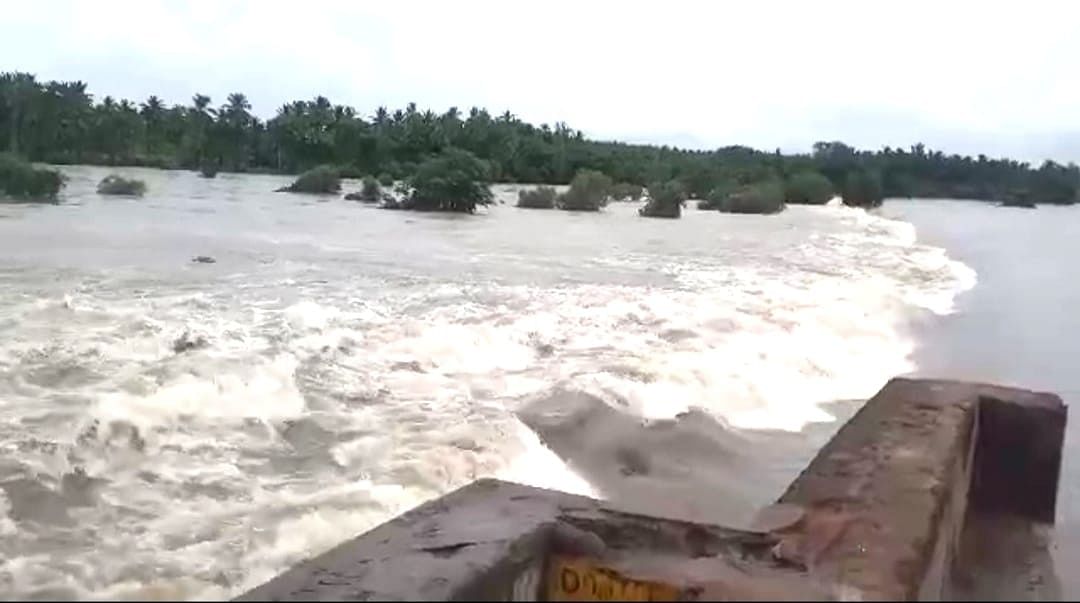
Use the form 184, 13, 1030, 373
950, 511, 1062, 600
235, 479, 815, 601
776, 378, 1066, 600
236, 378, 1066, 601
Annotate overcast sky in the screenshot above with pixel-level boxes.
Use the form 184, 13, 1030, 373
6, 0, 1080, 162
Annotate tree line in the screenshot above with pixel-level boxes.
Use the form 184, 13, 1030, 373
2, 71, 1078, 205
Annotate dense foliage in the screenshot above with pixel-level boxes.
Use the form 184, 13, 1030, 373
697, 183, 738, 210
841, 169, 884, 208
717, 180, 786, 214
0, 152, 64, 201
639, 180, 686, 218
277, 165, 340, 193
395, 149, 493, 212
517, 186, 557, 209
557, 170, 612, 211
97, 175, 147, 196
2, 72, 1079, 206
784, 171, 834, 205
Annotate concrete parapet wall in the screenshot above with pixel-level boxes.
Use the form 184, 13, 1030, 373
237, 378, 1066, 601
776, 378, 1064, 600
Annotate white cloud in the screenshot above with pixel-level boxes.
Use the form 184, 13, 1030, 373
5, 0, 1080, 161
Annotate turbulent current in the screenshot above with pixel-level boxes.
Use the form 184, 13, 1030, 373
0, 166, 975, 599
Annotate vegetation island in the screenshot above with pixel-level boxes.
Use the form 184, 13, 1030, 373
3, 71, 1078, 214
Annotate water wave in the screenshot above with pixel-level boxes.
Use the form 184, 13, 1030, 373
0, 171, 976, 599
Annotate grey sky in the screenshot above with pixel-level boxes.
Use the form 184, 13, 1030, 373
6, 0, 1080, 162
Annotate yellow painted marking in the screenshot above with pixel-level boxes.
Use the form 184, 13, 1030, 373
546, 555, 680, 601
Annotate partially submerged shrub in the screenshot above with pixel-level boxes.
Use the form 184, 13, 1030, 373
718, 180, 785, 214
517, 186, 557, 209
784, 171, 833, 205
611, 182, 644, 201
556, 169, 613, 211
698, 181, 738, 210
841, 169, 884, 208
276, 165, 341, 194
346, 176, 382, 202
199, 162, 219, 179
393, 149, 493, 212
0, 153, 65, 201
377, 173, 395, 187
97, 174, 147, 196
639, 180, 686, 218
1000, 197, 1037, 209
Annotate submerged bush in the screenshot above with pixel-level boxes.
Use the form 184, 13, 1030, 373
639, 180, 686, 218
611, 182, 644, 201
517, 186, 557, 209
393, 149, 493, 213
1000, 197, 1037, 209
97, 174, 147, 196
556, 169, 613, 211
345, 176, 382, 202
841, 169, 884, 208
276, 165, 341, 194
361, 176, 381, 200
784, 171, 833, 205
718, 180, 785, 214
199, 161, 219, 179
0, 153, 65, 201
377, 173, 395, 187
697, 181, 738, 210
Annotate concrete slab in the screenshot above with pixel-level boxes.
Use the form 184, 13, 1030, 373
236, 378, 1067, 601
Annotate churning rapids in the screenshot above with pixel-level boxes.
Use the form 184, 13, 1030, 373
0, 166, 975, 600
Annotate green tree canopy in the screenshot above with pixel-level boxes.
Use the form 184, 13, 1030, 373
398, 149, 493, 212
557, 169, 612, 211
639, 180, 686, 218
1, 71, 1078, 207
784, 171, 834, 205
842, 169, 884, 208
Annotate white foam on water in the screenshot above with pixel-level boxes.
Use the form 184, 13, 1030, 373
496, 419, 598, 498
90, 353, 307, 428
0, 490, 15, 537
0, 187, 979, 600
284, 300, 339, 331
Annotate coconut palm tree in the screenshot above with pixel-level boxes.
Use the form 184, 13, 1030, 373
218, 92, 253, 170
140, 95, 165, 155
1, 71, 39, 154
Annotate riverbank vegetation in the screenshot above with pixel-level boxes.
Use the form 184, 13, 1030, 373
2, 71, 1078, 206
0, 152, 64, 201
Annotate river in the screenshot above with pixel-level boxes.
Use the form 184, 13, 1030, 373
0, 166, 976, 599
